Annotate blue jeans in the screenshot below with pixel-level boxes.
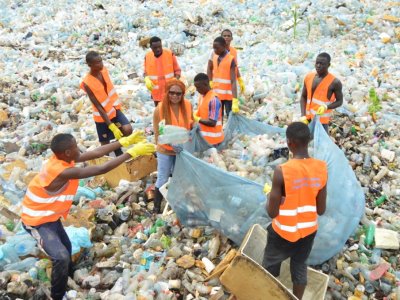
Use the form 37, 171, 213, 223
23, 220, 72, 300
155, 152, 176, 189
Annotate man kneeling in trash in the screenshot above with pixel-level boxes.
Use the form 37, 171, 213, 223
20, 133, 155, 300
262, 122, 327, 300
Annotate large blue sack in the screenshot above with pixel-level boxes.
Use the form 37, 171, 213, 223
307, 119, 365, 264
167, 150, 271, 244
183, 114, 285, 154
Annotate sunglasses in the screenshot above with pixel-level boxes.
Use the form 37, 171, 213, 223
169, 91, 183, 96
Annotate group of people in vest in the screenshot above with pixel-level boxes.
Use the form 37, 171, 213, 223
20, 28, 344, 300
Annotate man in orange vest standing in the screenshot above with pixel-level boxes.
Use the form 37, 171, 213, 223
21, 133, 155, 300
144, 36, 182, 107
193, 73, 224, 146
262, 122, 327, 300
207, 37, 239, 119
81, 51, 133, 156
207, 29, 245, 95
299, 52, 343, 132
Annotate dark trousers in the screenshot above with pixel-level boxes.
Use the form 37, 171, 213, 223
221, 100, 232, 120
23, 220, 72, 300
262, 224, 316, 286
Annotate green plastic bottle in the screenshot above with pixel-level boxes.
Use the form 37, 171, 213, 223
365, 223, 375, 246
374, 195, 387, 206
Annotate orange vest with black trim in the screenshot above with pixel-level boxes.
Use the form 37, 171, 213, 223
145, 48, 175, 102
272, 158, 327, 242
198, 90, 224, 145
80, 67, 121, 123
158, 99, 193, 151
212, 52, 235, 101
305, 72, 336, 124
21, 155, 79, 227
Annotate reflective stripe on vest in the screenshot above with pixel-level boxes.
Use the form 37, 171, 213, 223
145, 49, 175, 102
272, 158, 327, 242
21, 155, 79, 227
198, 90, 224, 145
158, 99, 193, 151
80, 67, 121, 122
304, 72, 336, 124
212, 53, 234, 101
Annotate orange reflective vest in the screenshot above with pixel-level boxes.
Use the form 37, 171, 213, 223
80, 67, 121, 123
198, 90, 224, 145
228, 46, 239, 78
158, 99, 193, 151
145, 48, 176, 102
21, 155, 79, 227
212, 52, 235, 101
305, 72, 336, 124
272, 158, 327, 242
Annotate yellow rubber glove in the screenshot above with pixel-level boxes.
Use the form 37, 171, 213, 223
209, 81, 213, 89
193, 112, 201, 123
232, 98, 239, 113
119, 130, 146, 147
144, 76, 154, 91
299, 116, 309, 125
108, 123, 123, 140
317, 104, 328, 115
127, 142, 156, 159
238, 77, 245, 94
263, 183, 272, 195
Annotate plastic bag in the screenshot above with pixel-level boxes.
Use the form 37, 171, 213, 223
307, 118, 365, 265
183, 125, 213, 154
167, 150, 271, 245
219, 114, 285, 149
65, 226, 93, 255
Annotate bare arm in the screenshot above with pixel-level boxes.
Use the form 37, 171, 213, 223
59, 153, 131, 180
207, 60, 213, 80
153, 106, 160, 144
83, 83, 111, 125
199, 118, 217, 127
300, 84, 308, 117
76, 142, 124, 163
230, 61, 238, 99
172, 54, 181, 79
267, 166, 284, 218
328, 79, 343, 110
316, 184, 327, 215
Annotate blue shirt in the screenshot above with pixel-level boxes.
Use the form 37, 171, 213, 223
208, 96, 221, 121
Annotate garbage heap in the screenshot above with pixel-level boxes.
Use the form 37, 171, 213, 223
0, 0, 400, 299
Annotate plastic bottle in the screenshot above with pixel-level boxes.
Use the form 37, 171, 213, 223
74, 186, 96, 201
240, 147, 249, 161
373, 195, 387, 206
208, 235, 220, 260
364, 223, 375, 246
4, 257, 38, 271
0, 243, 20, 265
363, 152, 372, 171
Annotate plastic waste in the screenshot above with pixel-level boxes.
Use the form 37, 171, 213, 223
65, 226, 92, 255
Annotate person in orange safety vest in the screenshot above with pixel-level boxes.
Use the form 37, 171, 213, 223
299, 52, 343, 133
81, 51, 133, 156
144, 36, 182, 107
262, 122, 327, 300
207, 29, 245, 95
193, 73, 224, 146
207, 37, 238, 119
21, 133, 155, 300
153, 78, 193, 213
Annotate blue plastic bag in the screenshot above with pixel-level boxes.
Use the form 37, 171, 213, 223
65, 226, 92, 255
167, 150, 271, 245
307, 118, 365, 265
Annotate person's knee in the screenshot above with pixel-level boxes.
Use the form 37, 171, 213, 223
121, 124, 133, 136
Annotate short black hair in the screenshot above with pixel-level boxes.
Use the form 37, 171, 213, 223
51, 134, 75, 154
194, 73, 209, 82
86, 51, 100, 64
317, 52, 331, 63
286, 122, 311, 147
221, 29, 232, 36
213, 36, 226, 46
150, 36, 162, 46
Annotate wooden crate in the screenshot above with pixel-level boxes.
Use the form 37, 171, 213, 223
220, 224, 328, 300
88, 155, 157, 188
